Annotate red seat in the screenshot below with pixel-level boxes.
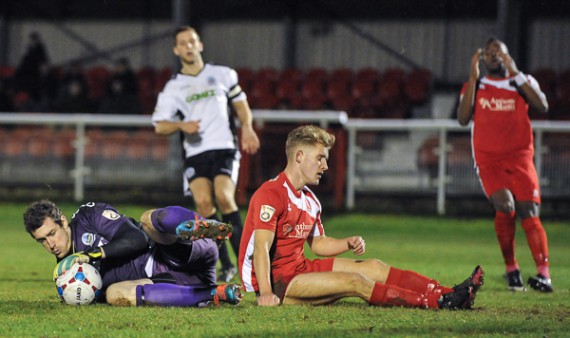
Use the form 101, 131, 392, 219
276, 80, 299, 107
86, 66, 111, 101
154, 67, 174, 94
382, 68, 406, 85
329, 68, 353, 86
304, 68, 328, 86
326, 81, 351, 101
355, 68, 380, 84
235, 67, 254, 93
330, 95, 356, 112
255, 68, 279, 84
151, 138, 169, 161
279, 68, 303, 84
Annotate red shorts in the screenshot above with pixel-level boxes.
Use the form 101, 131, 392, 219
477, 158, 541, 203
272, 258, 335, 300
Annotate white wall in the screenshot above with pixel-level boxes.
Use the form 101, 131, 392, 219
7, 19, 570, 81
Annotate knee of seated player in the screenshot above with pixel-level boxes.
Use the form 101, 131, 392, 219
106, 283, 135, 306
139, 209, 177, 245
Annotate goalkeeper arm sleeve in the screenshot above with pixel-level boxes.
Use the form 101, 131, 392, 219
100, 218, 150, 259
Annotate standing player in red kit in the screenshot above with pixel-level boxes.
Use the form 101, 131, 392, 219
457, 38, 552, 292
238, 125, 484, 309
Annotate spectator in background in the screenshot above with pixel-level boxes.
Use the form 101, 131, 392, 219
54, 77, 93, 113
0, 78, 14, 112
152, 26, 260, 283
13, 32, 50, 101
98, 74, 142, 115
109, 57, 138, 96
457, 38, 552, 292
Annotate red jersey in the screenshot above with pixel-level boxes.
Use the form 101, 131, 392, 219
460, 74, 541, 165
238, 172, 325, 293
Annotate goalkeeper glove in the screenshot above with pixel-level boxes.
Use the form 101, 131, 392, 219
52, 248, 103, 281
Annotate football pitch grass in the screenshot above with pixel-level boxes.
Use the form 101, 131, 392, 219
1, 202, 569, 337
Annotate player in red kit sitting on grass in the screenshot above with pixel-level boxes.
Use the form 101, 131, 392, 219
238, 125, 484, 309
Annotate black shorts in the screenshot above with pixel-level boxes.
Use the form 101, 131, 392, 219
183, 149, 239, 183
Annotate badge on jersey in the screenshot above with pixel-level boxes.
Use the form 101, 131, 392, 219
102, 210, 120, 220
82, 233, 96, 246
260, 205, 276, 222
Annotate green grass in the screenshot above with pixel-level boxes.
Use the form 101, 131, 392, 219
1, 203, 569, 337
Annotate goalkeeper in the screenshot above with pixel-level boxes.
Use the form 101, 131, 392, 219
23, 200, 242, 307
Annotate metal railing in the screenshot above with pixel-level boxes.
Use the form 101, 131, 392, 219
344, 118, 570, 214
0, 111, 348, 202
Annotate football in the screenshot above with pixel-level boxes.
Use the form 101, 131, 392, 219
55, 262, 103, 306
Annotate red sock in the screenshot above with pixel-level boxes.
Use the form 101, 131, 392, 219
494, 211, 518, 268
385, 267, 453, 294
369, 282, 440, 309
521, 217, 550, 278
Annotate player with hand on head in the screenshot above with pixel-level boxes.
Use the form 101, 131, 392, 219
238, 125, 484, 309
457, 38, 552, 292
152, 26, 260, 283
24, 200, 242, 307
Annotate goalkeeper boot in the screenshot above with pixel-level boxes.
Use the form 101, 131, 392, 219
505, 269, 526, 292
528, 274, 553, 293
176, 218, 233, 243
212, 284, 243, 306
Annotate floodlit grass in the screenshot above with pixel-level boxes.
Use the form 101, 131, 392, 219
1, 203, 568, 337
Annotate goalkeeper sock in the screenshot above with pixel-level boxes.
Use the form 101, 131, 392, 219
222, 211, 243, 255
521, 217, 550, 279
369, 282, 440, 309
135, 283, 213, 307
494, 211, 518, 269
385, 267, 453, 295
151, 206, 201, 234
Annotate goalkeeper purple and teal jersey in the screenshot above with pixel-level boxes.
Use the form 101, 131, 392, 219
68, 202, 151, 287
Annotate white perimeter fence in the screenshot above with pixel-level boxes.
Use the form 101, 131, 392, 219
1, 112, 569, 215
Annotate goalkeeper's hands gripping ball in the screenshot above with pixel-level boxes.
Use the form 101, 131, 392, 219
52, 249, 103, 281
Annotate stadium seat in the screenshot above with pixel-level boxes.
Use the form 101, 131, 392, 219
126, 141, 150, 161
0, 65, 15, 79
327, 80, 352, 101
330, 94, 356, 112
86, 66, 111, 101
255, 67, 279, 84
154, 67, 174, 95
382, 68, 406, 85
235, 67, 254, 93
276, 80, 300, 108
329, 68, 353, 86
304, 68, 328, 86
151, 138, 169, 161
355, 68, 380, 84
279, 68, 303, 85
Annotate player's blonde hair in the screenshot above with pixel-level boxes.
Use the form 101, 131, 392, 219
285, 125, 336, 159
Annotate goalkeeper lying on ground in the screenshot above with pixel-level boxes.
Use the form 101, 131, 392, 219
24, 200, 241, 307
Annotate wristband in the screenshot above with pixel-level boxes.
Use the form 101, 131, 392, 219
86, 247, 103, 261
514, 72, 528, 86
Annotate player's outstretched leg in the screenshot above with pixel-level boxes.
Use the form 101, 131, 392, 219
439, 265, 484, 310
176, 218, 233, 243
211, 283, 243, 305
